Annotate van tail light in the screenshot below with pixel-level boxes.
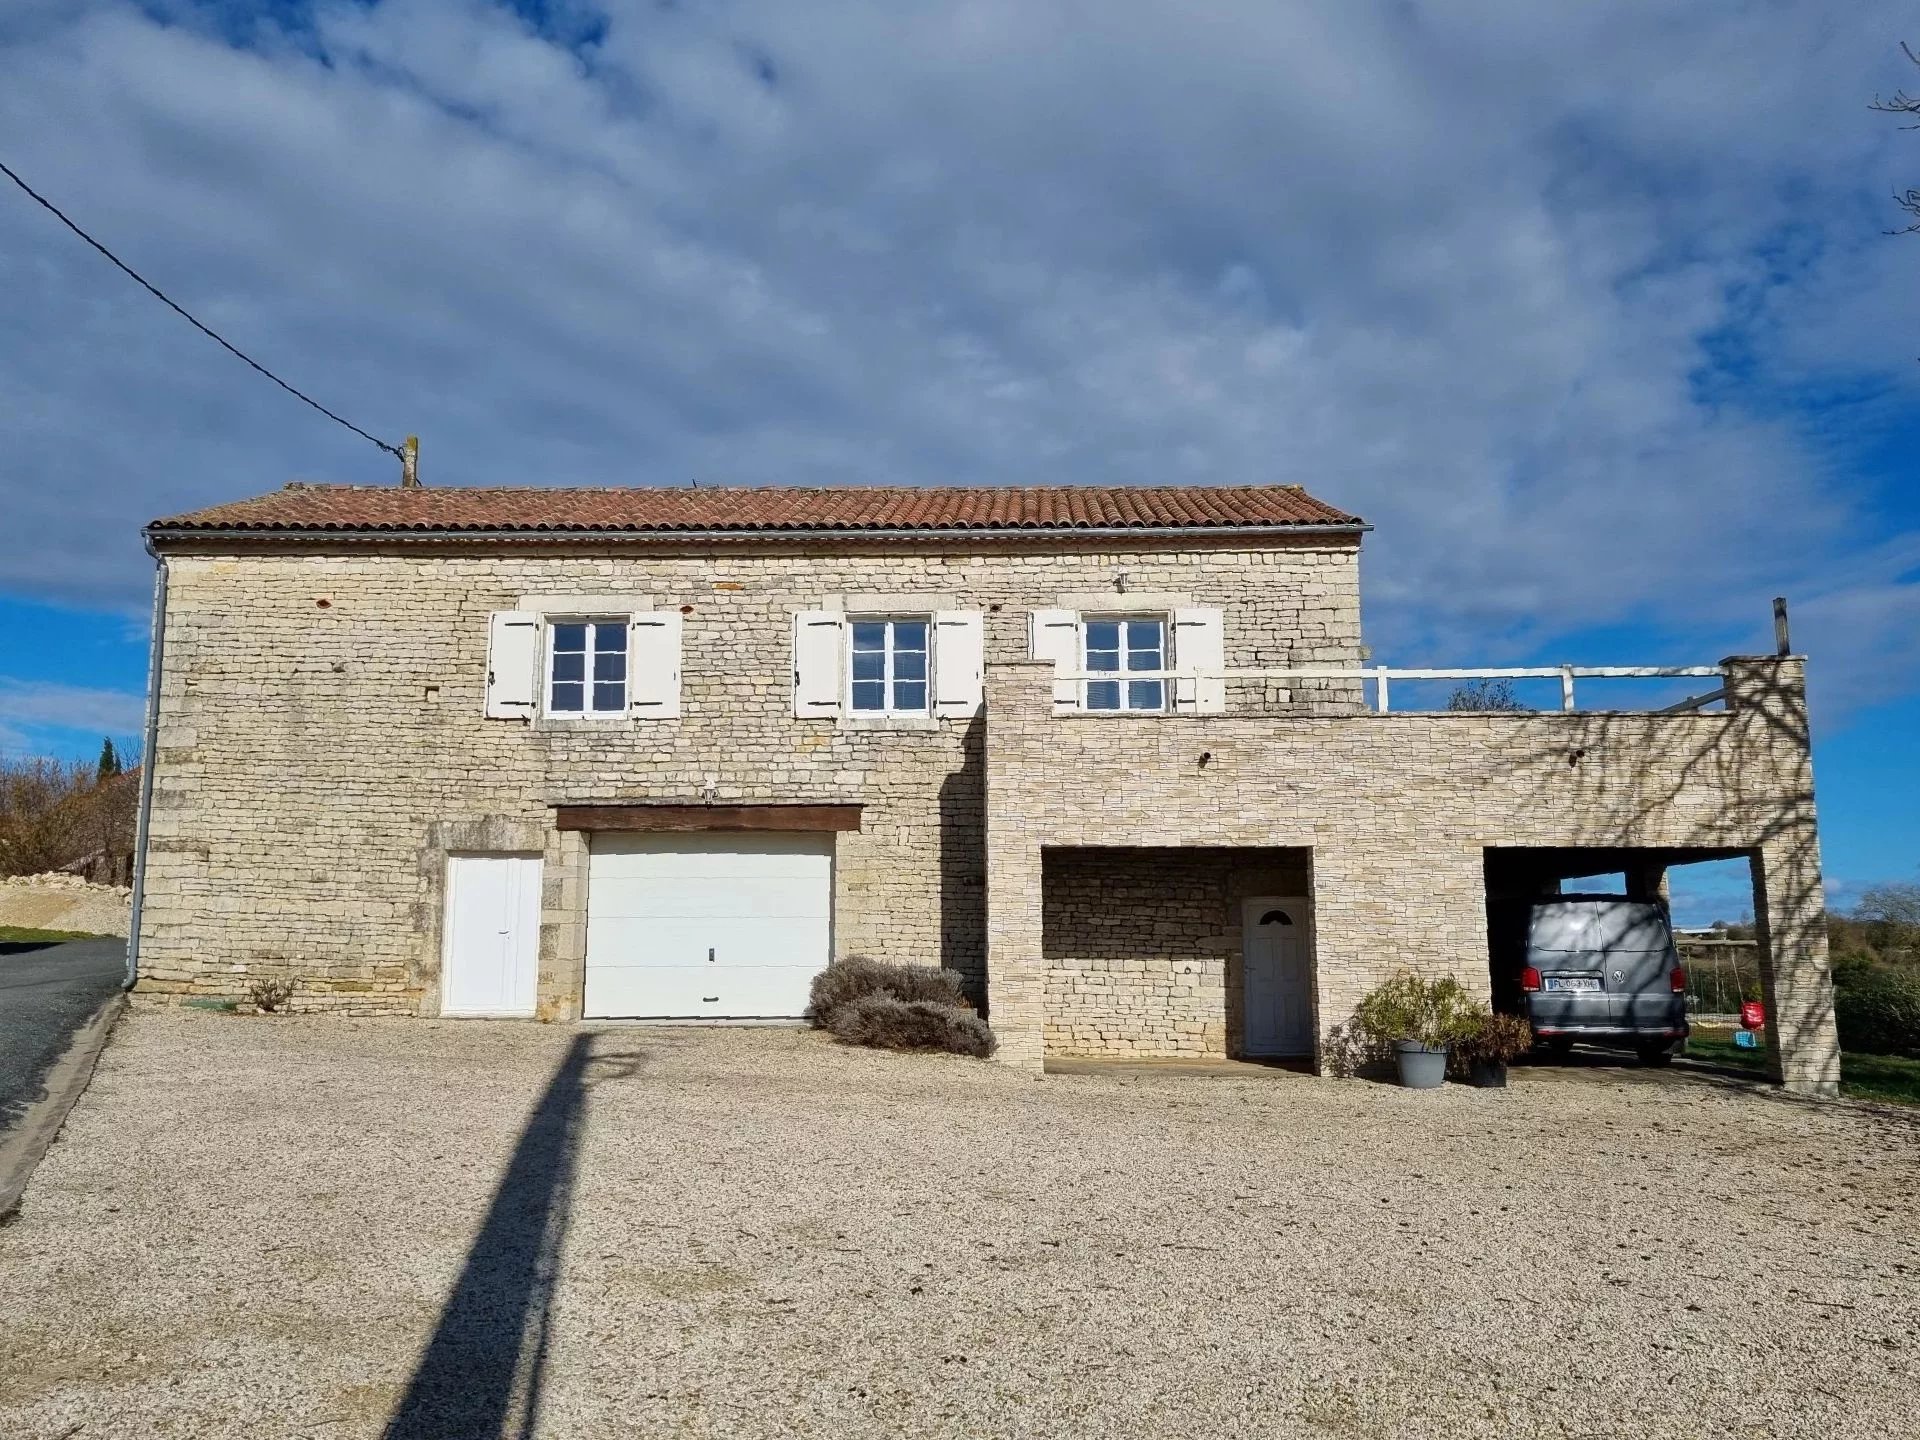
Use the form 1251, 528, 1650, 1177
1520, 966, 1542, 993
1670, 967, 1687, 993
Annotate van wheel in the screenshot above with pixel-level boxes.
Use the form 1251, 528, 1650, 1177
1637, 1044, 1674, 1067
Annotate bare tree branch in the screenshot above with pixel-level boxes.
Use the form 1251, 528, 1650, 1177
1874, 42, 1920, 234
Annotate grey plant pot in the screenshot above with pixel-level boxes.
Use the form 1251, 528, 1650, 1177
1393, 1040, 1449, 1089
1467, 1057, 1508, 1088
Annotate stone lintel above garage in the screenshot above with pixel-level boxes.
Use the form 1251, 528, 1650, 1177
551, 802, 864, 833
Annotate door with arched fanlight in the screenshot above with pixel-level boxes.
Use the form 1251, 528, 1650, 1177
1243, 896, 1314, 1056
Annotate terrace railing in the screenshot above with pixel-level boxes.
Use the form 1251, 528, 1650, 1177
1050, 664, 1732, 715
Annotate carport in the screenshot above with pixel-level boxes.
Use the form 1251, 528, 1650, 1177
1484, 845, 1772, 1055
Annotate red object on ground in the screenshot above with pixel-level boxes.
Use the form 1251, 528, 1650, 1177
1740, 1000, 1765, 1030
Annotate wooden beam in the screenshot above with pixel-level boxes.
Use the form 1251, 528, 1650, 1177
553, 803, 862, 833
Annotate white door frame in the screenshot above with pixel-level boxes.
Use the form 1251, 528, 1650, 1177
1241, 894, 1315, 1057
441, 852, 543, 1018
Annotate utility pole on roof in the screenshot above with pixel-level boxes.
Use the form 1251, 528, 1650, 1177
400, 435, 420, 487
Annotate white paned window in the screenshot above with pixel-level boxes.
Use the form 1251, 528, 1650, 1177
1083, 616, 1167, 712
848, 617, 930, 715
548, 620, 629, 716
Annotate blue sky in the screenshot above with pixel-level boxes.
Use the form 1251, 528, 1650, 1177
1, 0, 1917, 925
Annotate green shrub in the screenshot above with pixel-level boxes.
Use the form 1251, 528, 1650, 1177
1832, 952, 1886, 988
1835, 968, 1920, 1058
826, 995, 997, 1058
806, 956, 967, 1027
1352, 970, 1480, 1050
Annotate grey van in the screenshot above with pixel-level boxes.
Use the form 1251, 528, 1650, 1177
1490, 896, 1689, 1064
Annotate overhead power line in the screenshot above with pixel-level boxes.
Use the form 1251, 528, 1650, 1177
0, 156, 406, 464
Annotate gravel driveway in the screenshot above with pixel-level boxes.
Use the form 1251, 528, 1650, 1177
1, 1008, 1914, 1440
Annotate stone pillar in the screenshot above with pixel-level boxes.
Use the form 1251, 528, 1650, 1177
1721, 655, 1812, 749
984, 841, 1046, 1071
1722, 655, 1838, 1095
541, 827, 589, 1023
983, 660, 1056, 1071
1751, 841, 1839, 1095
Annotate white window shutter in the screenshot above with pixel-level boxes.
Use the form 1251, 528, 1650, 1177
1173, 607, 1226, 714
932, 611, 985, 718
485, 611, 540, 718
1029, 608, 1081, 710
628, 611, 682, 720
792, 611, 845, 718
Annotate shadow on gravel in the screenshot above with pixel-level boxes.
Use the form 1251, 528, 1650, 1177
382, 1034, 647, 1440
1524, 1045, 1920, 1124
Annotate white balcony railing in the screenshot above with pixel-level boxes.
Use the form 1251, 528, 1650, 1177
1052, 665, 1730, 715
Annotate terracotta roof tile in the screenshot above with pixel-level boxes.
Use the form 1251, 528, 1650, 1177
148, 483, 1365, 539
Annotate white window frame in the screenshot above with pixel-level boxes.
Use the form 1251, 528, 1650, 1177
844, 614, 933, 718
1080, 613, 1170, 714
543, 616, 631, 719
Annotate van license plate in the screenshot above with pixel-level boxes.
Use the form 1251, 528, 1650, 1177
1543, 976, 1601, 992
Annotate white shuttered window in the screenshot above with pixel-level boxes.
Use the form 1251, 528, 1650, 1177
485, 606, 680, 721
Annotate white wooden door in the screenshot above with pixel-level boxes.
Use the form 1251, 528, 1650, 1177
1243, 896, 1313, 1056
584, 832, 833, 1018
442, 854, 543, 1017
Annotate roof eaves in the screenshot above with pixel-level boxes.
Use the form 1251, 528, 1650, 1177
144, 518, 1373, 545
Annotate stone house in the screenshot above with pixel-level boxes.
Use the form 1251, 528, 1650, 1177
131, 482, 1840, 1092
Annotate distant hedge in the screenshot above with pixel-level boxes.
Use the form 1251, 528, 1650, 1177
1835, 968, 1920, 1059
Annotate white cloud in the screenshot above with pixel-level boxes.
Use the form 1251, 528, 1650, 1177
0, 677, 146, 751
0, 0, 1916, 712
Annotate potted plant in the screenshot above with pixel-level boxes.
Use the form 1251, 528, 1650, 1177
1454, 1011, 1533, 1088
1352, 971, 1477, 1088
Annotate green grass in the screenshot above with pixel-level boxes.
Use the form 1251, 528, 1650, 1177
0, 924, 107, 944
1686, 1027, 1920, 1106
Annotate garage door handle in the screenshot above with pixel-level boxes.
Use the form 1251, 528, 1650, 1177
703, 996, 719, 1003
708, 947, 715, 963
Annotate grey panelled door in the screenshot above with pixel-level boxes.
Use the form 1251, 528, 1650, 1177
1243, 897, 1313, 1056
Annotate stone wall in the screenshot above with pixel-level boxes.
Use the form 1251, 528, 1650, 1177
985, 657, 1839, 1094
1042, 847, 1308, 1055
136, 537, 1362, 1015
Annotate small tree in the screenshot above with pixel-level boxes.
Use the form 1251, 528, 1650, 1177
1857, 882, 1920, 931
96, 737, 121, 782
1855, 882, 1920, 963
1445, 678, 1532, 713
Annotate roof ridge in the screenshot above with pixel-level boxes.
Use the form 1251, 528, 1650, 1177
284, 480, 1313, 496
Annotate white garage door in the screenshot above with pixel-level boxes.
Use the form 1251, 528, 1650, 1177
584, 832, 833, 1019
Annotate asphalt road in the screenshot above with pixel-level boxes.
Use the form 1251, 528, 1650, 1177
0, 939, 125, 1135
